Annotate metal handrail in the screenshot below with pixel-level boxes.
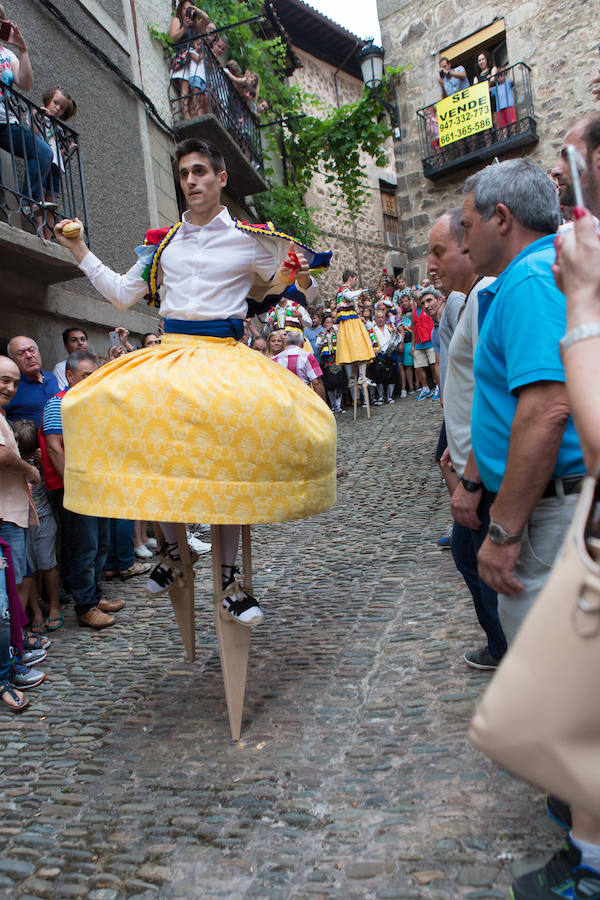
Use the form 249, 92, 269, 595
0, 84, 89, 242
168, 34, 264, 172
416, 62, 536, 174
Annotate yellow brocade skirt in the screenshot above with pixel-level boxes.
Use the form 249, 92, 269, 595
335, 319, 375, 365
62, 333, 337, 524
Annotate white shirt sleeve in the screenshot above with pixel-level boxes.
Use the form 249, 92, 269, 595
340, 287, 363, 302
52, 360, 68, 391
296, 276, 318, 308
78, 252, 149, 310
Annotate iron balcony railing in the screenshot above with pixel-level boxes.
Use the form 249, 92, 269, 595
168, 35, 264, 173
0, 85, 89, 241
416, 62, 537, 180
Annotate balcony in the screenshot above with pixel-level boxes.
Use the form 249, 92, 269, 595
0, 85, 88, 283
168, 37, 268, 198
416, 63, 538, 180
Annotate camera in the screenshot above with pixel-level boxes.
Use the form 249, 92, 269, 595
188, 8, 198, 20
439, 69, 445, 79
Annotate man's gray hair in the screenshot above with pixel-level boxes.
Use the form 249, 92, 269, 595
66, 350, 97, 374
419, 287, 443, 301
7, 337, 38, 360
284, 329, 304, 347
445, 207, 464, 244
463, 159, 560, 235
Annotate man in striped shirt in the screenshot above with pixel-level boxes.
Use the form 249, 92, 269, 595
271, 331, 326, 402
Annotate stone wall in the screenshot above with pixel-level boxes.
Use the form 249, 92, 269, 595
377, 0, 597, 279
288, 47, 408, 296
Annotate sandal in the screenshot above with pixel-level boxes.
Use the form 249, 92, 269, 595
23, 632, 51, 651
45, 612, 64, 631
27, 622, 47, 635
0, 680, 30, 714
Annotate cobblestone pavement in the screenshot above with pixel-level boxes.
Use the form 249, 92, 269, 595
0, 396, 563, 900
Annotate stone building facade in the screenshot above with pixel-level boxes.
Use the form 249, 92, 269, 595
287, 45, 406, 298
377, 0, 597, 281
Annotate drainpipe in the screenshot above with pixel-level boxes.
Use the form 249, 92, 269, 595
333, 40, 362, 280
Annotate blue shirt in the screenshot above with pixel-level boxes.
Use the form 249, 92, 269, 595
431, 322, 440, 354
490, 79, 514, 110
442, 69, 470, 96
471, 234, 584, 493
5, 370, 59, 428
305, 325, 324, 355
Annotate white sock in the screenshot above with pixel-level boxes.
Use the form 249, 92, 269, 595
570, 833, 600, 872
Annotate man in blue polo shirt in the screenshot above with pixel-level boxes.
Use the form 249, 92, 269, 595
5, 336, 58, 427
461, 159, 585, 645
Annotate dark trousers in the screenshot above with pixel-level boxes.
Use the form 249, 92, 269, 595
451, 492, 507, 661
61, 512, 109, 616
0, 124, 53, 201
47, 488, 71, 592
104, 519, 134, 572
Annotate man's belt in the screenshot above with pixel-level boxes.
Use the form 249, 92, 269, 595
482, 475, 584, 505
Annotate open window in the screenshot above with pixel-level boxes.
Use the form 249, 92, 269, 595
441, 19, 508, 82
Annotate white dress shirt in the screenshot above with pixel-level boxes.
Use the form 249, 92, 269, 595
52, 359, 68, 390
78, 207, 290, 320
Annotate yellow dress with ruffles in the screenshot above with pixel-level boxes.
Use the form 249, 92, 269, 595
335, 310, 375, 365
62, 333, 336, 524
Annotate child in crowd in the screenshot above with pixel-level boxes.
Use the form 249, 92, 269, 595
12, 420, 62, 632
188, 36, 209, 117
34, 86, 77, 236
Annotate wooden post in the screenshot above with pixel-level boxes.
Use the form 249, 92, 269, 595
165, 523, 196, 662
362, 364, 371, 420
352, 361, 359, 422
211, 525, 251, 742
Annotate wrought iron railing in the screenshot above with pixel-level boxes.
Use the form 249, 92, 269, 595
168, 35, 264, 172
416, 62, 537, 179
0, 85, 89, 241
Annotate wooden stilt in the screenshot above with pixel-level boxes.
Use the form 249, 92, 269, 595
211, 525, 251, 742
166, 523, 196, 662
352, 361, 359, 422
361, 364, 371, 420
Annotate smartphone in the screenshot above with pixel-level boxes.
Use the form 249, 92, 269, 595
108, 330, 121, 348
0, 21, 12, 42
565, 144, 585, 209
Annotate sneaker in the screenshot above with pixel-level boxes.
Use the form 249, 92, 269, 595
134, 544, 154, 559
221, 570, 264, 627
546, 795, 572, 830
401, 390, 407, 398
11, 663, 46, 690
386, 397, 395, 404
373, 398, 383, 405
510, 836, 600, 899
416, 387, 431, 401
463, 647, 499, 670
186, 532, 211, 555
431, 386, 440, 400
145, 537, 159, 551
18, 647, 47, 666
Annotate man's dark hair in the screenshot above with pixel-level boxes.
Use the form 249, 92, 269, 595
342, 268, 357, 282
174, 139, 226, 174
62, 326, 88, 348
446, 207, 465, 244
66, 350, 97, 375
439, 56, 449, 65
585, 113, 600, 159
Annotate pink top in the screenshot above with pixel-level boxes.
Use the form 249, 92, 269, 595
272, 346, 323, 386
0, 411, 35, 528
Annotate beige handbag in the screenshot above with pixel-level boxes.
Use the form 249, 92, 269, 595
469, 475, 600, 818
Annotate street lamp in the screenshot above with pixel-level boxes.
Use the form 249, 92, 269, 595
357, 42, 401, 139
358, 42, 385, 91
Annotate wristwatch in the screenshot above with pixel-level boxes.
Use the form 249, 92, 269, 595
488, 521, 523, 545
460, 477, 482, 493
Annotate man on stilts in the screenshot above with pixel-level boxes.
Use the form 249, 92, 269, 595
54, 138, 337, 630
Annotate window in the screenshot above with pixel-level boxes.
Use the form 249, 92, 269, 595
441, 19, 508, 83
380, 182, 399, 235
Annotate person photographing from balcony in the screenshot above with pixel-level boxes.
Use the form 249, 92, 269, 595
0, 8, 53, 210
438, 56, 470, 98
168, 1, 209, 120
33, 86, 77, 237
53, 137, 336, 627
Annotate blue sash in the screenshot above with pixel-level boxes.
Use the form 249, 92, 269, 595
164, 318, 244, 340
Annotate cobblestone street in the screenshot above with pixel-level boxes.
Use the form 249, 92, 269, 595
0, 397, 562, 899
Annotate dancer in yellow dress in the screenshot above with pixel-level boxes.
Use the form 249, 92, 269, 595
54, 138, 337, 627
335, 268, 375, 389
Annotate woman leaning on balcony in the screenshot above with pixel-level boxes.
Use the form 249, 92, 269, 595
168, 1, 209, 121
